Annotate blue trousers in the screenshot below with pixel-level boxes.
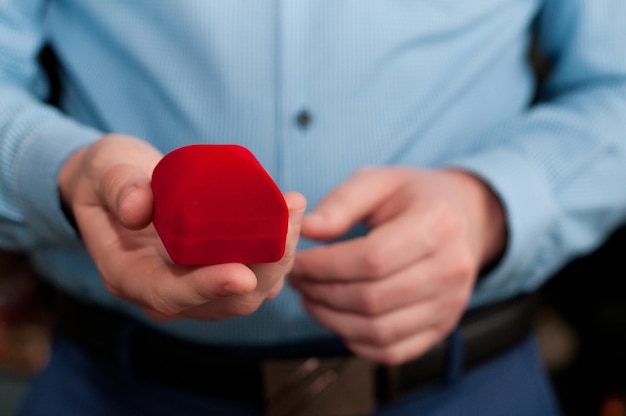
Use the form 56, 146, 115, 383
18, 331, 560, 415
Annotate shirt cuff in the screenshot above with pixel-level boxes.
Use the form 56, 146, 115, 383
445, 147, 558, 307
15, 118, 102, 246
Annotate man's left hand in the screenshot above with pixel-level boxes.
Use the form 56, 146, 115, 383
289, 167, 506, 365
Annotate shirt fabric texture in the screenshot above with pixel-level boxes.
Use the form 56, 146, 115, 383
1, 0, 626, 346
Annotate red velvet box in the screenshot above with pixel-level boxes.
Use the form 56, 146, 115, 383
151, 144, 288, 265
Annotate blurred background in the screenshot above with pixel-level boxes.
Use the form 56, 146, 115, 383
0, 252, 51, 416
0, 225, 625, 416
538, 224, 626, 416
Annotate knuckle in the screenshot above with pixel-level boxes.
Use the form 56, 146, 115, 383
278, 245, 296, 268
452, 290, 472, 314
441, 319, 458, 336
437, 250, 478, 289
452, 250, 478, 279
366, 319, 393, 346
147, 288, 181, 317
265, 280, 284, 299
362, 247, 387, 278
356, 289, 384, 316
435, 205, 462, 238
101, 166, 126, 196
437, 293, 470, 325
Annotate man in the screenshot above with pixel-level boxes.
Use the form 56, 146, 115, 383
1, 1, 626, 415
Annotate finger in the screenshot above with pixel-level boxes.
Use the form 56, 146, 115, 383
250, 191, 306, 292
265, 277, 285, 300
142, 307, 184, 322
119, 260, 258, 316
292, 244, 477, 315
301, 296, 440, 346
180, 292, 265, 321
348, 327, 444, 366
282, 191, 308, 259
292, 237, 370, 281
301, 168, 403, 241
291, 258, 437, 315
302, 296, 460, 365
293, 209, 442, 282
145, 192, 305, 317
100, 164, 154, 229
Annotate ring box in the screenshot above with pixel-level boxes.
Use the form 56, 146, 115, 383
151, 144, 288, 265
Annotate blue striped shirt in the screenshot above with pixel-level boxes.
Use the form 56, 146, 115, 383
1, 1, 626, 345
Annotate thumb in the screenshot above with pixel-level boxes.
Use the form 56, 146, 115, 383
100, 164, 154, 230
302, 168, 400, 241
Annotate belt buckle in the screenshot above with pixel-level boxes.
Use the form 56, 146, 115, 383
262, 356, 375, 416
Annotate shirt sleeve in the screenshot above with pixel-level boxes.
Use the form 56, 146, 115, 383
0, 0, 102, 250
448, 0, 626, 307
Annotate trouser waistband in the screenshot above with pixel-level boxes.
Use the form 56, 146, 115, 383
53, 291, 538, 415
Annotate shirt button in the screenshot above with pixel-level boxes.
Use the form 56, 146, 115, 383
295, 110, 312, 129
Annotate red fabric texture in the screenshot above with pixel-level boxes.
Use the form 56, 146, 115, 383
151, 144, 288, 265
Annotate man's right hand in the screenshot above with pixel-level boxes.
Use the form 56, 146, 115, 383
58, 134, 306, 321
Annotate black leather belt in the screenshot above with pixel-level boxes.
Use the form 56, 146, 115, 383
53, 291, 537, 415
